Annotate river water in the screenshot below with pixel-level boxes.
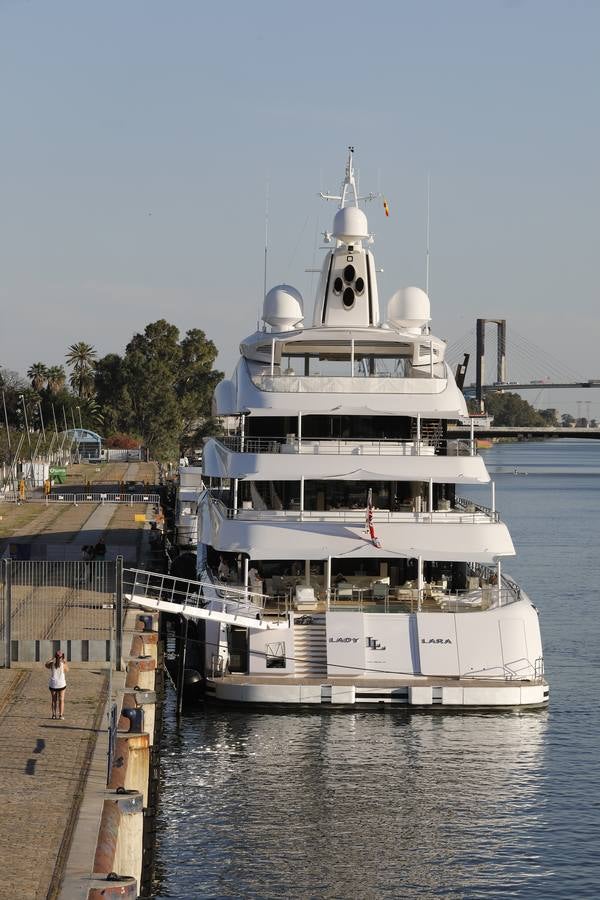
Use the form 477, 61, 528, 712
153, 441, 600, 899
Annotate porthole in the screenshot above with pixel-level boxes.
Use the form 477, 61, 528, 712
333, 277, 343, 293
343, 287, 355, 309
343, 264, 355, 283
355, 276, 365, 294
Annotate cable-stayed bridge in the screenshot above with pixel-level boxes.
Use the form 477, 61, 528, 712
446, 318, 600, 414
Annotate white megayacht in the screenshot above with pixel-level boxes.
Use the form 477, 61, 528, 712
181, 149, 548, 708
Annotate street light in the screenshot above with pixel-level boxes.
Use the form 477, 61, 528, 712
38, 401, 46, 440
1, 390, 11, 452
19, 394, 32, 455
76, 405, 84, 430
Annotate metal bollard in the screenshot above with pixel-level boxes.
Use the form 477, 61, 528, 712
119, 707, 144, 733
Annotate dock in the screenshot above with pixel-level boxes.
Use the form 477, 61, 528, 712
0, 462, 162, 899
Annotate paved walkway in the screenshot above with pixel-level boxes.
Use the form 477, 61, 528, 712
0, 668, 108, 899
0, 465, 161, 896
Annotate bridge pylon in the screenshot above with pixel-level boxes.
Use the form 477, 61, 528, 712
476, 318, 506, 412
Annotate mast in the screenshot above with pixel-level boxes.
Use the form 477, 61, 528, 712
319, 146, 377, 211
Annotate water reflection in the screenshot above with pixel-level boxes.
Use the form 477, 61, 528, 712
154, 704, 550, 899
154, 443, 600, 899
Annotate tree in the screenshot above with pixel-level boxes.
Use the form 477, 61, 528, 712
94, 354, 131, 434
119, 320, 224, 460
176, 328, 223, 453
484, 391, 548, 426
66, 342, 97, 398
538, 408, 559, 426
46, 365, 66, 394
27, 362, 49, 392
122, 320, 183, 460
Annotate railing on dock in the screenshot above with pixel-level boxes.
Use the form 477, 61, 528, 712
0, 492, 160, 505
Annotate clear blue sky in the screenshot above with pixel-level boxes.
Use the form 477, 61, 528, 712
1, 0, 599, 415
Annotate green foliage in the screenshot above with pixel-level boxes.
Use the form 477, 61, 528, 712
27, 362, 49, 391
176, 327, 223, 451
94, 354, 131, 434
93, 320, 223, 460
121, 320, 183, 460
46, 366, 66, 394
65, 342, 97, 398
484, 391, 555, 426
3, 320, 223, 462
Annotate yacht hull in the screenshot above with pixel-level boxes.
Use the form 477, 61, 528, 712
204, 677, 548, 708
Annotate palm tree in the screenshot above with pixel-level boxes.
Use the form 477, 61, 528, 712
27, 362, 49, 392
65, 342, 97, 398
46, 365, 66, 394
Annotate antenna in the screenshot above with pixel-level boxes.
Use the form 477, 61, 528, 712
425, 173, 431, 296
263, 178, 270, 301
319, 147, 378, 208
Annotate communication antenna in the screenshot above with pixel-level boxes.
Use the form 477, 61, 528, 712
263, 178, 270, 301
425, 172, 431, 296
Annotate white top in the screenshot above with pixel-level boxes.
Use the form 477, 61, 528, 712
48, 662, 66, 689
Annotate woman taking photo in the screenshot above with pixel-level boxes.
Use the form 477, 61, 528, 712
45, 650, 69, 719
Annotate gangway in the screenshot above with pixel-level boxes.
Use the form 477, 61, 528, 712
123, 567, 288, 631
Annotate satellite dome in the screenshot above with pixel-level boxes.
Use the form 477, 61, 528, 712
332, 206, 369, 242
387, 287, 431, 333
263, 284, 304, 331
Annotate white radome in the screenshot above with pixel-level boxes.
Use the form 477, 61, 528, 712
387, 286, 431, 332
263, 284, 304, 331
332, 206, 369, 242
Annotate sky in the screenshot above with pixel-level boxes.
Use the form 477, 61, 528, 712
1, 0, 599, 415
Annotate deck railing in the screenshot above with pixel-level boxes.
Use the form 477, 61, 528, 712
211, 496, 499, 525
214, 436, 476, 457
123, 566, 289, 625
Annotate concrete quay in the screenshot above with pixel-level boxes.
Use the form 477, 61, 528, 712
0, 463, 163, 898
0, 611, 161, 900
0, 667, 109, 899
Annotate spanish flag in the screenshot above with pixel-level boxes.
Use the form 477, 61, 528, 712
383, 198, 390, 217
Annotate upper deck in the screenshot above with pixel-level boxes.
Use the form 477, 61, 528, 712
214, 330, 468, 417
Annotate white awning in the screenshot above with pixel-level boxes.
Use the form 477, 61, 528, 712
203, 439, 489, 483
199, 501, 515, 564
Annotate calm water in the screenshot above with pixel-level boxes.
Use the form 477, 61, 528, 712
153, 441, 600, 899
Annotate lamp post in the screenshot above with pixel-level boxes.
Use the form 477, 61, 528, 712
76, 405, 83, 430
38, 401, 46, 441
19, 395, 32, 455
2, 390, 11, 452
51, 404, 59, 439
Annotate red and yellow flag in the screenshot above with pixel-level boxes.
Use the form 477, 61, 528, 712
383, 198, 390, 217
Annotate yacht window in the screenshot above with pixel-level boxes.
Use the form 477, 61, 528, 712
343, 288, 355, 308
343, 264, 355, 283
333, 277, 343, 293
355, 276, 365, 294
266, 642, 286, 669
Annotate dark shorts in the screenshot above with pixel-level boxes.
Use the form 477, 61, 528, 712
49, 686, 66, 692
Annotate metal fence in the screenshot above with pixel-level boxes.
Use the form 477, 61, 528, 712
1, 558, 124, 667
0, 492, 160, 505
